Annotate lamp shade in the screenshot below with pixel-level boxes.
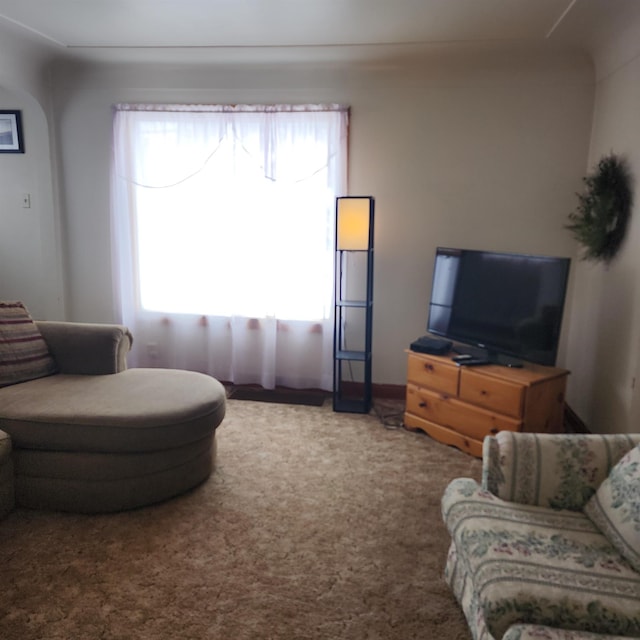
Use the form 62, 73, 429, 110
336, 197, 373, 250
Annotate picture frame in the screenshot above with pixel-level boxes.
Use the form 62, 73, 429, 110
0, 110, 24, 153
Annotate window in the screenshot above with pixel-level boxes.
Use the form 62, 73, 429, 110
111, 104, 348, 390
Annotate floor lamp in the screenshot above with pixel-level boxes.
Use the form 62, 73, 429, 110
333, 196, 374, 413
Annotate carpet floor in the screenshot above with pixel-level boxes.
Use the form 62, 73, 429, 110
0, 399, 481, 640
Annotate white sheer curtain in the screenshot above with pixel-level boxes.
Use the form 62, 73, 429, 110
111, 103, 348, 390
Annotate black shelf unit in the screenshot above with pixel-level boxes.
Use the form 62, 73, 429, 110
333, 197, 374, 413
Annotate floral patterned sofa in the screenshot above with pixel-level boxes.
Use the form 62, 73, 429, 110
442, 431, 640, 640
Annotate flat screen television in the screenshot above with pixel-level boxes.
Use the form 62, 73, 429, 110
427, 247, 571, 366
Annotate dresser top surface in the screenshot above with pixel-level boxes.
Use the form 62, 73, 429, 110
405, 349, 569, 386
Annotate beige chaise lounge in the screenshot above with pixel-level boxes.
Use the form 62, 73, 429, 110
0, 306, 226, 514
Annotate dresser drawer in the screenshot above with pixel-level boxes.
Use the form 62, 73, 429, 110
459, 369, 524, 418
406, 383, 521, 440
406, 353, 458, 395
403, 412, 483, 457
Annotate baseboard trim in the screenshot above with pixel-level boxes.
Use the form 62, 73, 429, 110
338, 381, 406, 401
373, 383, 406, 400
223, 382, 407, 403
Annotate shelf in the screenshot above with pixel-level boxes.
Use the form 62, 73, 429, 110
336, 349, 368, 361
333, 196, 374, 414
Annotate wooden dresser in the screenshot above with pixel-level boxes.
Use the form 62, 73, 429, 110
403, 350, 569, 457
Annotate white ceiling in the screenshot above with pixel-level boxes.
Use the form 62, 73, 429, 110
0, 0, 638, 64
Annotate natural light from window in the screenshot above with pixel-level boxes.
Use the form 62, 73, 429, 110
111, 103, 348, 390
116, 106, 346, 321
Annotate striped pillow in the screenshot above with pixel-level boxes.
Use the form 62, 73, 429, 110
0, 301, 57, 387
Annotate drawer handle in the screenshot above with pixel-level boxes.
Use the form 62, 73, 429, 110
424, 363, 434, 372
419, 401, 428, 408
490, 428, 499, 434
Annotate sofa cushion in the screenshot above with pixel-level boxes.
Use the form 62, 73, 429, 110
0, 301, 57, 388
442, 478, 640, 639
483, 432, 640, 511
584, 444, 640, 573
0, 368, 226, 453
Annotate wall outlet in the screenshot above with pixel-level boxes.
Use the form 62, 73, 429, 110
147, 342, 159, 358
21, 193, 31, 208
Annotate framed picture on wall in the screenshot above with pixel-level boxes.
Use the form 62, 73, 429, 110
0, 110, 24, 153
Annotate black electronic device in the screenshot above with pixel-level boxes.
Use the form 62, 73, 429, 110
410, 336, 452, 355
426, 247, 570, 367
455, 358, 491, 367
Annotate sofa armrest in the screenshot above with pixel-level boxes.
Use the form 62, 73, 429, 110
503, 624, 633, 640
36, 321, 133, 375
482, 431, 640, 510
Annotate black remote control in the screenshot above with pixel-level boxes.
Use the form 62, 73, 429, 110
456, 358, 491, 367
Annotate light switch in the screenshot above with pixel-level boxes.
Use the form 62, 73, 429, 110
22, 193, 31, 208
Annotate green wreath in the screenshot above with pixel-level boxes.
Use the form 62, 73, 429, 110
566, 154, 633, 263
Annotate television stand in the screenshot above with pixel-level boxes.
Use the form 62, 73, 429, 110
403, 349, 569, 457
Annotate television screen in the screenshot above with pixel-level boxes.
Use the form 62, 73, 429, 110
427, 247, 570, 366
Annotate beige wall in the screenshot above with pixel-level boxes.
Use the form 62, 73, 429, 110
564, 24, 640, 433
13, 22, 632, 421
50, 46, 594, 389
0, 24, 65, 320
4, 13, 640, 433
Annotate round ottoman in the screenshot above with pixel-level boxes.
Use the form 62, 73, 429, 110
1, 368, 226, 513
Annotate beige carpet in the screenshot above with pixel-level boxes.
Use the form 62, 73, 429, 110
0, 399, 481, 640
